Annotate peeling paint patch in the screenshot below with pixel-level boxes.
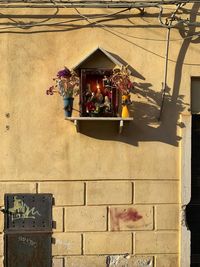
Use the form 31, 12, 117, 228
181, 205, 187, 227
106, 254, 130, 267
55, 238, 70, 248
135, 258, 153, 267
106, 255, 153, 267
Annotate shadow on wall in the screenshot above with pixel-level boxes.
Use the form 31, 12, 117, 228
77, 3, 200, 147
78, 81, 188, 147
2, 3, 198, 149
172, 3, 200, 103
108, 51, 146, 81
0, 10, 185, 34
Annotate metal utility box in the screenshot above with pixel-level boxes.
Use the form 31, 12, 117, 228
4, 193, 53, 267
5, 233, 52, 267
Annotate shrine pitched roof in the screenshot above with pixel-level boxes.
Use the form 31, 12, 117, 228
73, 47, 123, 71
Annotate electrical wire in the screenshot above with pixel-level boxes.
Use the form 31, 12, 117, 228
0, 5, 60, 29
69, 0, 200, 42
0, 6, 132, 29
72, 4, 200, 43
101, 27, 200, 42
1, 14, 199, 42
0, 17, 199, 42
0, 0, 199, 8
0, 17, 85, 29
71, 7, 200, 66
0, 1, 199, 44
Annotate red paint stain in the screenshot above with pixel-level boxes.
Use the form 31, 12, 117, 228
116, 208, 142, 222
110, 208, 143, 231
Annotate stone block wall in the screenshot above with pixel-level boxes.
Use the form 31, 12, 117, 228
0, 180, 179, 267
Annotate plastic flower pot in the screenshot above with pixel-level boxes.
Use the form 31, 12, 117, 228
121, 94, 130, 118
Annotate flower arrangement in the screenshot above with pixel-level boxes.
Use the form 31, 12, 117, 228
110, 65, 134, 118
46, 65, 133, 118
46, 67, 79, 117
110, 65, 134, 96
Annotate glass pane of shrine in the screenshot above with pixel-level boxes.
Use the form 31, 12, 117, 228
80, 69, 120, 117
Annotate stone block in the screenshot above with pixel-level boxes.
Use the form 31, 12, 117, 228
87, 182, 132, 205
106, 255, 154, 267
85, 232, 132, 254
135, 181, 179, 204
65, 256, 105, 267
52, 258, 64, 267
39, 182, 84, 205
65, 206, 107, 231
135, 231, 179, 254
109, 205, 153, 231
156, 254, 179, 267
155, 205, 179, 230
65, 256, 153, 267
53, 207, 64, 232
52, 233, 81, 255
0, 182, 36, 206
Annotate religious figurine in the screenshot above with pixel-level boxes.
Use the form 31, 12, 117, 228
93, 88, 104, 115
95, 88, 104, 104
104, 96, 111, 112
103, 75, 111, 88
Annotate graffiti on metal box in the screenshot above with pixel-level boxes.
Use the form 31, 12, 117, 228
18, 236, 37, 248
8, 196, 41, 221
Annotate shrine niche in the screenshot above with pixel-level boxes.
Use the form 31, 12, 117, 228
73, 47, 133, 118
79, 68, 118, 117
46, 47, 134, 133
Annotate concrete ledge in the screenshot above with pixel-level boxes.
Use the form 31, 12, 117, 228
65, 117, 133, 133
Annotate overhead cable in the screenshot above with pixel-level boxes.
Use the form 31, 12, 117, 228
0, 0, 199, 9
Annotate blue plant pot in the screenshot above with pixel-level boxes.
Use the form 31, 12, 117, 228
63, 97, 74, 117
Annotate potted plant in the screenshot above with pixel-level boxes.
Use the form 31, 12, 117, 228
46, 67, 79, 117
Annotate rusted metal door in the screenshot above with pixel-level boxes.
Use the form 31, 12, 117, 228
4, 194, 52, 267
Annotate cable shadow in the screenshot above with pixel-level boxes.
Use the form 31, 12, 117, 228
2, 5, 197, 148
107, 51, 145, 80
0, 9, 182, 33
0, 12, 175, 20
172, 3, 200, 102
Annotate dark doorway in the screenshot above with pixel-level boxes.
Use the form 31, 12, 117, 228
186, 115, 200, 267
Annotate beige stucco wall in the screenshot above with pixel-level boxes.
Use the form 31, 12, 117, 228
0, 4, 199, 267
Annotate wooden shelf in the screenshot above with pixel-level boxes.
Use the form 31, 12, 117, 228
65, 117, 133, 133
